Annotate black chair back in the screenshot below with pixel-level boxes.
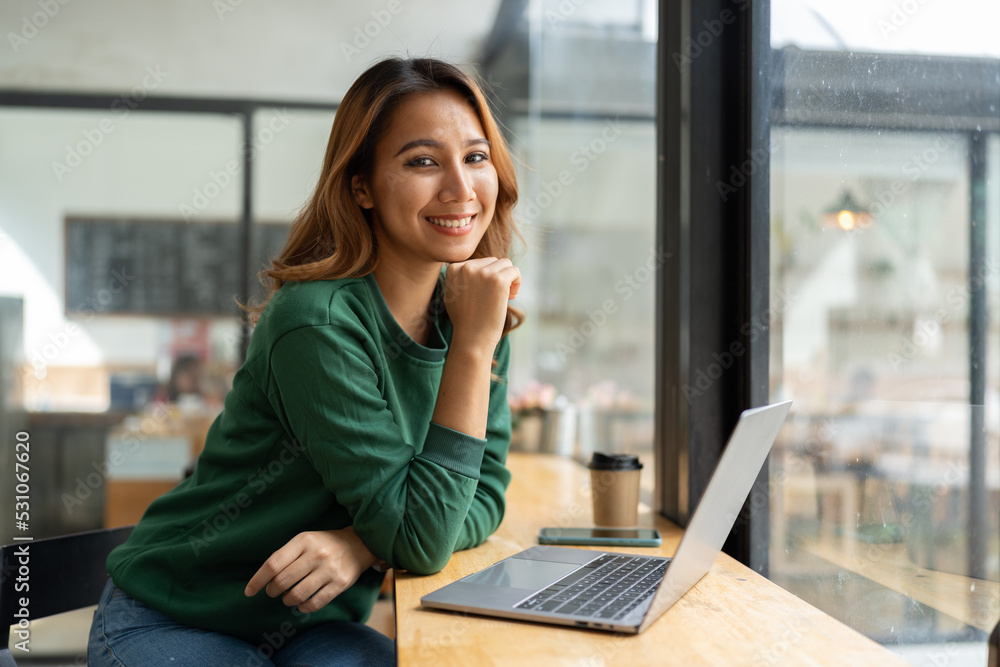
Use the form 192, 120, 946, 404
1, 526, 133, 666
990, 619, 998, 667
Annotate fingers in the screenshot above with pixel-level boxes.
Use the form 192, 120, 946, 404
502, 265, 521, 300
245, 529, 377, 612
446, 257, 520, 299
266, 556, 355, 611
265, 557, 313, 599
247, 542, 329, 607
509, 281, 520, 300
443, 258, 521, 350
281, 571, 329, 610
291, 581, 342, 614
245, 540, 303, 597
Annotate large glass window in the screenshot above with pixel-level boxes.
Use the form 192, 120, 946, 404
500, 0, 658, 502
0, 0, 661, 539
768, 2, 1000, 662
0, 108, 247, 540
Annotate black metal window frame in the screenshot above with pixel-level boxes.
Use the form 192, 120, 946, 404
656, 0, 772, 573
0, 91, 339, 358
655, 0, 999, 580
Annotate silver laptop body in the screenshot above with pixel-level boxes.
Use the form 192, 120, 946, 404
420, 401, 792, 634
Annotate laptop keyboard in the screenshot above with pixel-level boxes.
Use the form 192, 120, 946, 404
514, 554, 669, 621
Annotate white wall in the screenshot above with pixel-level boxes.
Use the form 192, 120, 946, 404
253, 108, 336, 219
0, 108, 245, 371
0, 0, 498, 100
508, 116, 658, 402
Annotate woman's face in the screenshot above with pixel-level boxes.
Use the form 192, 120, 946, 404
353, 89, 498, 269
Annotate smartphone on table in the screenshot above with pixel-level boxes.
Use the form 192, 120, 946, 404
537, 527, 662, 547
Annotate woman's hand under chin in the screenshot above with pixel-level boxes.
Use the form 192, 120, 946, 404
442, 257, 521, 353
244, 526, 383, 613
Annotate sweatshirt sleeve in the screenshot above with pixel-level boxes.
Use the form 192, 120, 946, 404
268, 323, 487, 575
453, 335, 513, 551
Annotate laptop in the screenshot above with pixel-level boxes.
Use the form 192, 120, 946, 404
421, 400, 792, 634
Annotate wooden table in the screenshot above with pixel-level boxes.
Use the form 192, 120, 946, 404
394, 453, 907, 666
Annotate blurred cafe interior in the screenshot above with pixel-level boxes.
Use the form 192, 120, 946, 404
0, 0, 998, 663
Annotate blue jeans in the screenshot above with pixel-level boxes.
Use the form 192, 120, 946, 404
88, 578, 396, 667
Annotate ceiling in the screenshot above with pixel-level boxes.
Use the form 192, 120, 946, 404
0, 0, 505, 102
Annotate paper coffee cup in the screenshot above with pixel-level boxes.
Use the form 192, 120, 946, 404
587, 452, 642, 527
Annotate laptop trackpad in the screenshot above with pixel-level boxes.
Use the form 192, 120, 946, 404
463, 557, 580, 590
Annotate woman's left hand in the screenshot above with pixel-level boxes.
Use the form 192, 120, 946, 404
245, 526, 382, 613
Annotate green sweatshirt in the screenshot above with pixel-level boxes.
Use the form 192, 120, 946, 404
106, 271, 512, 647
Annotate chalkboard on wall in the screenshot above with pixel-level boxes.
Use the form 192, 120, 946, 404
65, 218, 291, 316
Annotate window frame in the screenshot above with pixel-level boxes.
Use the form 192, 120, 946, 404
655, 0, 773, 573
0, 91, 339, 359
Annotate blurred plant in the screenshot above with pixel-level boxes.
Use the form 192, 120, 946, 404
508, 380, 558, 415
584, 380, 640, 412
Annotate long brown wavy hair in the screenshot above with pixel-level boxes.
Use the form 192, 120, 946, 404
245, 57, 523, 336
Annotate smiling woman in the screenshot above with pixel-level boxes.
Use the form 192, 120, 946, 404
353, 88, 504, 348
86, 58, 523, 667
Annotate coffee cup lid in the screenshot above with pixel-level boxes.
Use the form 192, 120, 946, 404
587, 452, 642, 471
